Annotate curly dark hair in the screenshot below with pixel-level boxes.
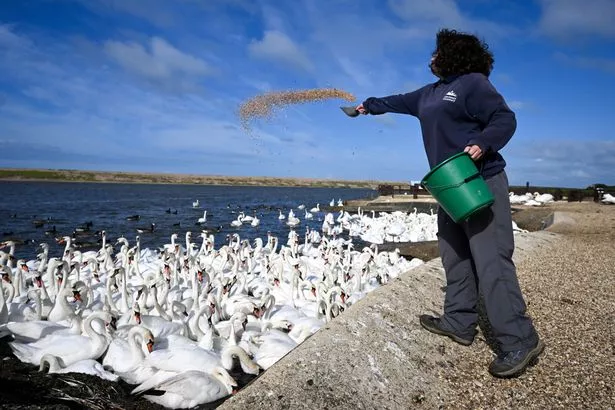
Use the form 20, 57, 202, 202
431, 29, 494, 78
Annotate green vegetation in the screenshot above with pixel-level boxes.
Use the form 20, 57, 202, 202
0, 168, 398, 189
0, 169, 66, 180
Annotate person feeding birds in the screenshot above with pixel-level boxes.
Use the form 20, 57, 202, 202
353, 28, 544, 379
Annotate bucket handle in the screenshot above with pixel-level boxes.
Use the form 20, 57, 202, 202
422, 172, 482, 191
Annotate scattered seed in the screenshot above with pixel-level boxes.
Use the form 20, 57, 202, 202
238, 88, 356, 131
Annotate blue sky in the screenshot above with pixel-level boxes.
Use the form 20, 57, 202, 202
0, 0, 614, 188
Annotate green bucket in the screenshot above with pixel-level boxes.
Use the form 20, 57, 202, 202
421, 152, 495, 223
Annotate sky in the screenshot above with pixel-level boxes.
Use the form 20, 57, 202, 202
0, 0, 614, 188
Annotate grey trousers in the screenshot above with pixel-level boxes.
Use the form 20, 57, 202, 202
437, 170, 538, 352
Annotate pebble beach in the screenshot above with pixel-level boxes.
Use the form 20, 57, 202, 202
442, 201, 615, 409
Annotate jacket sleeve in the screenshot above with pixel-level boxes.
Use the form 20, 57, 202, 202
465, 74, 516, 153
362, 87, 424, 117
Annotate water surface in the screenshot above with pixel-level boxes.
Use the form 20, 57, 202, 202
0, 181, 377, 261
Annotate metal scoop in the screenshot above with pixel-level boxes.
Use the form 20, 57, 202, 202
340, 106, 360, 117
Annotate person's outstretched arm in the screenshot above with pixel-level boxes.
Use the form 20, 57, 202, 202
357, 86, 426, 117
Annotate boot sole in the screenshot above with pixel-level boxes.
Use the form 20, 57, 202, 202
490, 340, 545, 378
419, 316, 474, 346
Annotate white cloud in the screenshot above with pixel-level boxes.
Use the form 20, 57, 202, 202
507, 140, 615, 186
248, 30, 314, 73
259, 4, 290, 33
104, 37, 212, 80
0, 24, 32, 49
335, 57, 373, 88
538, 0, 615, 40
388, 0, 464, 25
554, 52, 615, 74
386, 0, 520, 41
70, 0, 176, 28
508, 101, 525, 109
0, 25, 314, 175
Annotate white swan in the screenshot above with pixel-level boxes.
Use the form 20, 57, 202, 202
4, 312, 83, 343
102, 325, 155, 374
39, 353, 119, 382
47, 286, 81, 323
230, 213, 244, 227
0, 278, 9, 324
250, 329, 298, 370
132, 368, 237, 408
9, 311, 113, 366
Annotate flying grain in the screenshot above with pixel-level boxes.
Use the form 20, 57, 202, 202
238, 88, 356, 130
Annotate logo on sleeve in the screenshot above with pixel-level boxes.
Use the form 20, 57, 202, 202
443, 90, 457, 102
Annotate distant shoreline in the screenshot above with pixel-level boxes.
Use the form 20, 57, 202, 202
0, 168, 412, 190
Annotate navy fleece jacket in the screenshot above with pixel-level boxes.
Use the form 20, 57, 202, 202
362, 73, 516, 178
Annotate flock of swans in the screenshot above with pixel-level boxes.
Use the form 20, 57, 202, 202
220, 200, 439, 246
0, 209, 430, 408
0, 192, 561, 408
508, 192, 555, 206
510, 191, 615, 206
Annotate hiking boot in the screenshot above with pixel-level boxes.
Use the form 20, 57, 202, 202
419, 315, 475, 346
489, 339, 545, 378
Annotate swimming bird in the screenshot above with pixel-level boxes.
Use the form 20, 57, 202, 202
137, 223, 156, 234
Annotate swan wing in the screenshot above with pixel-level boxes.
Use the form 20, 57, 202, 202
61, 359, 120, 382
102, 338, 140, 373
5, 320, 71, 342
141, 370, 231, 408
144, 347, 220, 373
10, 333, 91, 365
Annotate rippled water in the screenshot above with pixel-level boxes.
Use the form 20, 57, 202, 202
0, 181, 377, 261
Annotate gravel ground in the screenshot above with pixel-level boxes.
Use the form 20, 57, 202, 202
438, 201, 615, 409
